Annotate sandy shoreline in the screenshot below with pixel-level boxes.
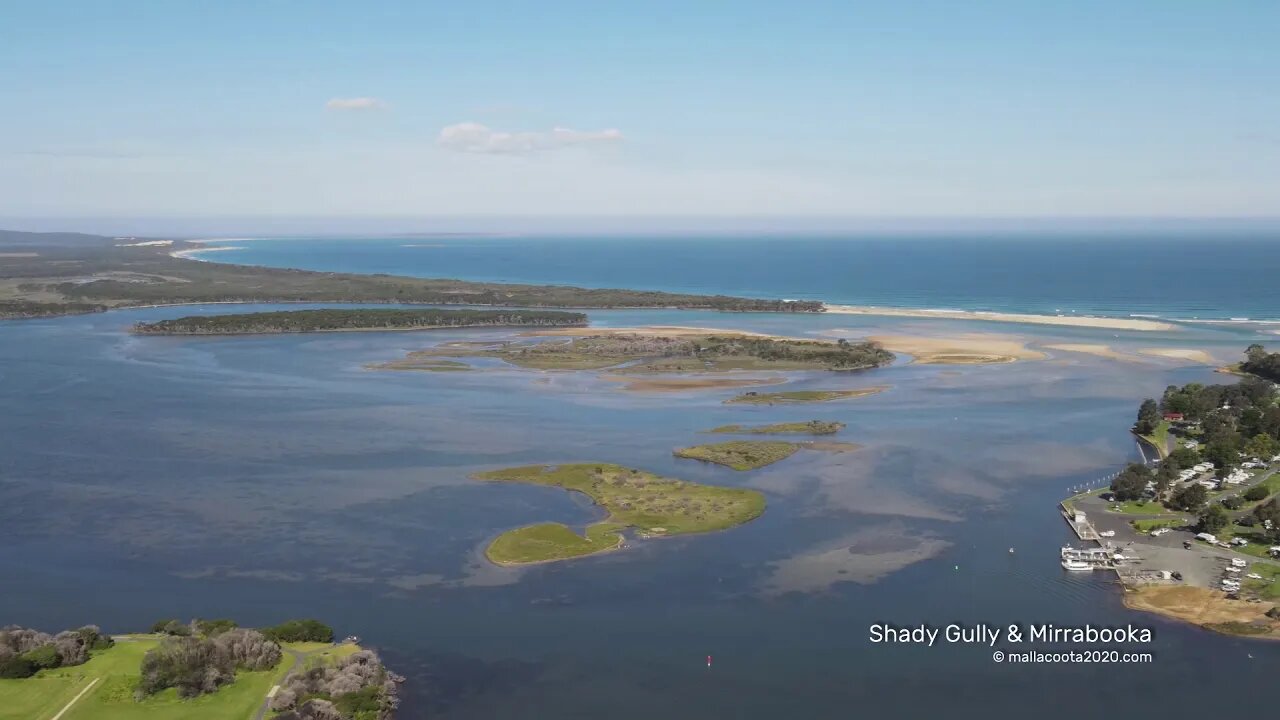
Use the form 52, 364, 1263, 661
1123, 586, 1279, 639
168, 246, 245, 261
824, 304, 1177, 331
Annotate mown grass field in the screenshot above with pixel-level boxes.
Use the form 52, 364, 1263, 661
674, 440, 800, 470
1131, 517, 1191, 533
474, 463, 766, 564
0, 635, 338, 720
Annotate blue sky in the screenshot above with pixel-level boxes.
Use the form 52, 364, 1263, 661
2, 1, 1277, 226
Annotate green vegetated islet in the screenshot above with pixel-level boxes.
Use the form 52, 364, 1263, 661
473, 464, 766, 564
708, 420, 845, 435
132, 309, 588, 335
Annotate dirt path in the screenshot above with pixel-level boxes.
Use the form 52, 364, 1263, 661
252, 646, 328, 720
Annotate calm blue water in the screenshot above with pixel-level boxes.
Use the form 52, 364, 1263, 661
2, 303, 1277, 716
196, 234, 1280, 321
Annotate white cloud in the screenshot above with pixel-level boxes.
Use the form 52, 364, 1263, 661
325, 97, 387, 111
437, 122, 623, 154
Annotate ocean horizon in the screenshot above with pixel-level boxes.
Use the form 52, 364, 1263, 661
180, 233, 1280, 323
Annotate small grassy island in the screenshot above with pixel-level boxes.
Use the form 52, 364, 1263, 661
674, 440, 800, 470
674, 440, 860, 470
707, 420, 845, 435
725, 387, 887, 405
131, 308, 588, 335
473, 463, 765, 565
380, 332, 893, 372
0, 618, 399, 720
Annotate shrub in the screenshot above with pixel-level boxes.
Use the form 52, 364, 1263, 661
194, 619, 238, 637
136, 637, 235, 699
21, 644, 60, 670
213, 629, 281, 671
0, 655, 35, 679
1243, 486, 1270, 502
152, 620, 192, 637
1222, 496, 1244, 511
262, 619, 333, 644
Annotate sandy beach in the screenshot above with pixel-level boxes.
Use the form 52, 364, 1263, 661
168, 246, 245, 261
824, 304, 1177, 331
866, 333, 1045, 364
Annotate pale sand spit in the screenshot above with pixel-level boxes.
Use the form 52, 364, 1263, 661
824, 304, 1177, 331
866, 333, 1045, 364
1043, 343, 1144, 362
1137, 348, 1218, 364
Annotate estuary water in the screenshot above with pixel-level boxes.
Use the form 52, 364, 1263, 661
189, 233, 1280, 321
2, 300, 1278, 717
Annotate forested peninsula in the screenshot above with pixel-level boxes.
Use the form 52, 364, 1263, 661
0, 231, 823, 319
132, 309, 588, 335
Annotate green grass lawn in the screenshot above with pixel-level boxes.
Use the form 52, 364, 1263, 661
1242, 561, 1280, 600
673, 440, 800, 470
1106, 500, 1173, 515
1131, 517, 1191, 533
0, 634, 300, 720
475, 463, 766, 564
1138, 421, 1171, 458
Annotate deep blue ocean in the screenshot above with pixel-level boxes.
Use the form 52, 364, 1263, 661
193, 233, 1280, 321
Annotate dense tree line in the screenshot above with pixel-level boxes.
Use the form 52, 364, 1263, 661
133, 309, 589, 335
262, 618, 334, 643
1136, 349, 1280, 480
1242, 344, 1280, 383
0, 625, 112, 678
136, 628, 282, 699
270, 649, 400, 720
0, 299, 107, 319
513, 334, 894, 370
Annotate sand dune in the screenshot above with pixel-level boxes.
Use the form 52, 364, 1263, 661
824, 304, 1176, 331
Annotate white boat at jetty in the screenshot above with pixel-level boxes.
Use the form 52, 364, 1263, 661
1061, 559, 1094, 571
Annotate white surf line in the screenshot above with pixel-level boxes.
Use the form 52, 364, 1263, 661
48, 677, 100, 720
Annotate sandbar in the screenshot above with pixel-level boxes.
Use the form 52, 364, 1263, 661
824, 304, 1177, 331
867, 333, 1044, 364
1137, 348, 1217, 364
1043, 343, 1143, 362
